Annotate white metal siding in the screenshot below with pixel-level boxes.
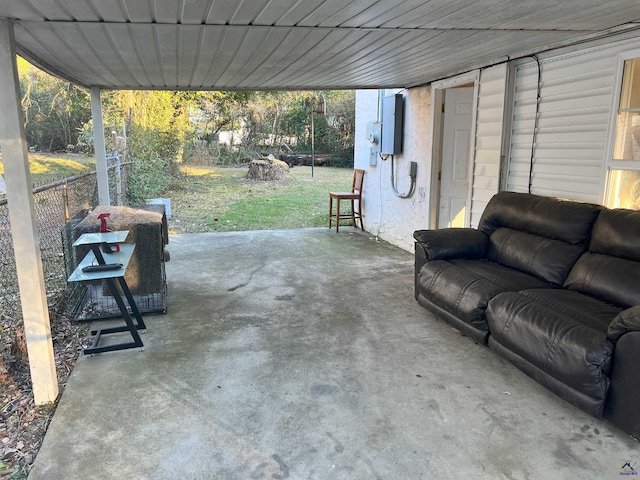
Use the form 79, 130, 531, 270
507, 40, 640, 203
471, 63, 507, 227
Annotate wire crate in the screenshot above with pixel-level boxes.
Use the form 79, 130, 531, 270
62, 205, 168, 322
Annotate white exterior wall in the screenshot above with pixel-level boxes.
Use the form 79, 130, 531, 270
355, 69, 508, 248
355, 33, 640, 251
507, 35, 640, 202
355, 88, 432, 252
472, 64, 508, 226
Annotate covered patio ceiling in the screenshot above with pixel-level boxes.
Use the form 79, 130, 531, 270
3, 0, 640, 90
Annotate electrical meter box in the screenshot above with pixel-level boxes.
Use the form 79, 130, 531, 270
366, 121, 382, 166
381, 94, 404, 155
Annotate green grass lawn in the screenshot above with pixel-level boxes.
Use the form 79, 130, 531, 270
165, 165, 354, 233
0, 153, 94, 183
0, 155, 356, 233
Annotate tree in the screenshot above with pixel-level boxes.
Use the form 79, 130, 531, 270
275, 90, 356, 158
320, 90, 356, 157
185, 90, 355, 163
16, 56, 356, 172
101, 90, 193, 203
190, 91, 253, 141
18, 57, 91, 152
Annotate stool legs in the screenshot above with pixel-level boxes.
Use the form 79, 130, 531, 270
329, 195, 363, 232
350, 199, 355, 229
329, 196, 333, 229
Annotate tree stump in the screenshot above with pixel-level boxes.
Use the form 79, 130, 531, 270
247, 158, 290, 181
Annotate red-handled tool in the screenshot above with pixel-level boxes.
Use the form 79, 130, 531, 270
97, 213, 120, 253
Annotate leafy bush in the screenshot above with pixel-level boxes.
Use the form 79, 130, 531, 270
125, 126, 182, 204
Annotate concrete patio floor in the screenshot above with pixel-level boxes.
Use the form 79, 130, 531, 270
30, 228, 637, 479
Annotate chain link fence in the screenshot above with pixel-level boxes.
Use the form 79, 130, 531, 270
0, 157, 128, 322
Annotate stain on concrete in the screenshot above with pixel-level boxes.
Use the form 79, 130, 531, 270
327, 432, 344, 453
275, 295, 294, 301
271, 454, 289, 479
228, 257, 267, 291
363, 457, 383, 480
553, 439, 583, 468
427, 399, 444, 420
251, 462, 269, 479
310, 384, 337, 397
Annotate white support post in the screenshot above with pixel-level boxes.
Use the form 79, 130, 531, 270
0, 20, 58, 404
91, 87, 110, 205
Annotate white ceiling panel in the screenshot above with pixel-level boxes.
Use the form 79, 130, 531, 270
340, 0, 436, 28
188, 27, 229, 87
176, 26, 204, 86
204, 1, 244, 25
229, 0, 274, 25
18, 0, 74, 21
107, 25, 153, 86
238, 28, 337, 89
179, 0, 212, 25
2, 1, 640, 90
115, 1, 149, 22
201, 28, 252, 87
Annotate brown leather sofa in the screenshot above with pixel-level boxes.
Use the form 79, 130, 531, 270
414, 192, 640, 439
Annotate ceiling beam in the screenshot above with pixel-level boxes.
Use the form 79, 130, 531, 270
15, 20, 600, 34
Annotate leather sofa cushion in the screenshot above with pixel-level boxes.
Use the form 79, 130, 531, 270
589, 208, 640, 261
478, 192, 601, 245
564, 253, 640, 308
416, 259, 549, 332
487, 289, 618, 402
487, 228, 585, 285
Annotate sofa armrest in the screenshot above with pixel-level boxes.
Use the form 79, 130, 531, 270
415, 242, 428, 300
413, 228, 488, 261
605, 330, 640, 439
607, 305, 640, 342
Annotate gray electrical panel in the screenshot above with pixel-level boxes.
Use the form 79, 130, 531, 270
381, 94, 404, 155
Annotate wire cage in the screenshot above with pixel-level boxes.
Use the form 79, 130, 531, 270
62, 205, 168, 322
65, 271, 167, 323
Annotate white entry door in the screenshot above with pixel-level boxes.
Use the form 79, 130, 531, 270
438, 87, 473, 228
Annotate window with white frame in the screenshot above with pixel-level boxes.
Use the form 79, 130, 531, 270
607, 57, 640, 209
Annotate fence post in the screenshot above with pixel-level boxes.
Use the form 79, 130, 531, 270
62, 182, 70, 221
115, 155, 123, 206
